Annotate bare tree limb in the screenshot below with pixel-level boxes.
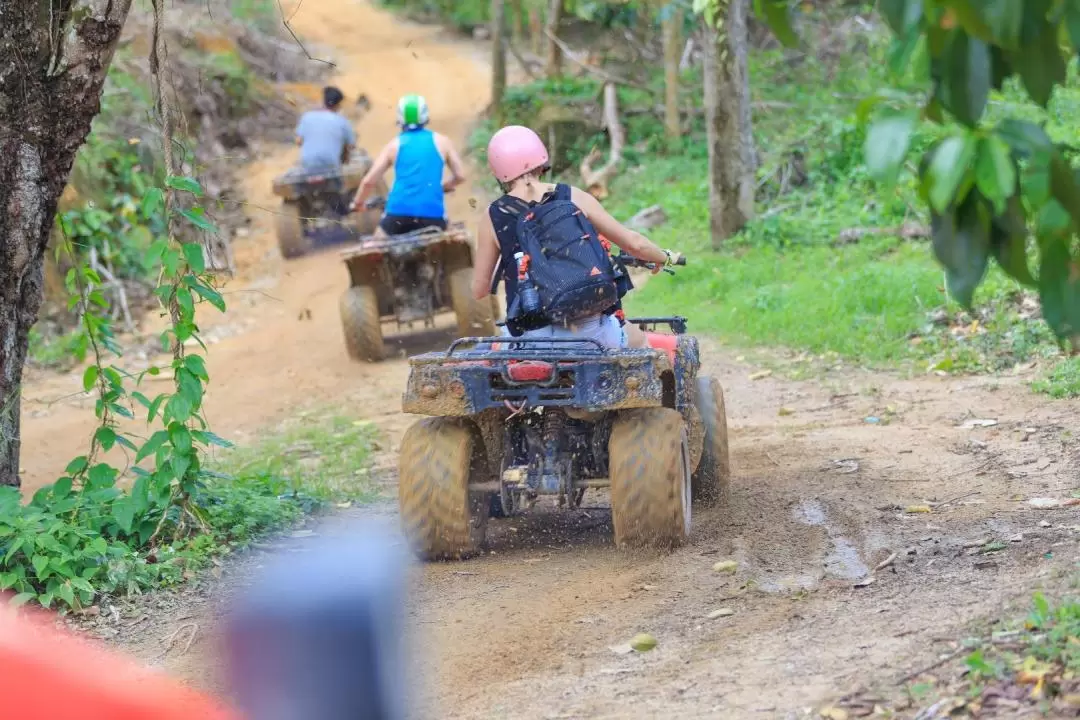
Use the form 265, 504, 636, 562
542, 29, 654, 92
579, 83, 623, 200
506, 40, 541, 80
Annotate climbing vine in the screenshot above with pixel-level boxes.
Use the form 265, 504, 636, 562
0, 1, 242, 611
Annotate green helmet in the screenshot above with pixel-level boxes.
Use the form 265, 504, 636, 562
397, 94, 429, 130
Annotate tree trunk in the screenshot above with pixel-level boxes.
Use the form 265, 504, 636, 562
544, 0, 564, 78
529, 7, 543, 55
510, 0, 526, 44
702, 0, 755, 248
0, 0, 134, 486
491, 0, 508, 124
662, 7, 683, 140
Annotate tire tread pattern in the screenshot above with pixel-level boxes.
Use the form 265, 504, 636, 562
340, 285, 385, 362
398, 418, 487, 559
609, 408, 690, 548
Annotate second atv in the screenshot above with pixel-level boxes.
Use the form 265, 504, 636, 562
338, 214, 498, 362
396, 255, 730, 559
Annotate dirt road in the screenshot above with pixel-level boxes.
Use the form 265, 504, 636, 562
21, 0, 1080, 717
19, 0, 489, 492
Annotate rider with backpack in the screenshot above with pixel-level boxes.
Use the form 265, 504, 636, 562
470, 125, 680, 349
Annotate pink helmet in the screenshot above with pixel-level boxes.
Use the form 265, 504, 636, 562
487, 125, 550, 183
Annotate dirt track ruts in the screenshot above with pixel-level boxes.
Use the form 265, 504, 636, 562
21, 0, 1080, 717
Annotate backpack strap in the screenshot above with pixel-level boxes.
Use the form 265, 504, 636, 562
488, 195, 532, 294
552, 183, 572, 202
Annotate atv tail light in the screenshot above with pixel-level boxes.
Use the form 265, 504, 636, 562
507, 361, 554, 383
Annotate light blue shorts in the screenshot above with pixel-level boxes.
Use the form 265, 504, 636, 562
500, 313, 627, 350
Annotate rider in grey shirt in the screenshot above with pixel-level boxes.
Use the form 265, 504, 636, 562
295, 86, 356, 171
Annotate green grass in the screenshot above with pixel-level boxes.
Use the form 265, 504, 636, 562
892, 591, 1080, 715
210, 413, 382, 506
1032, 357, 1080, 399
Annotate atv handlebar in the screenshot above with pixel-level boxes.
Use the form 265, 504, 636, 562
614, 253, 687, 275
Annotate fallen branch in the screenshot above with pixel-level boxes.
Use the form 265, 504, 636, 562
88, 248, 136, 333
580, 83, 623, 200
834, 222, 930, 246
506, 40, 541, 80
542, 29, 654, 92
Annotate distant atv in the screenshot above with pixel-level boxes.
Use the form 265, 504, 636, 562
397, 254, 731, 559
270, 151, 387, 259
338, 208, 499, 362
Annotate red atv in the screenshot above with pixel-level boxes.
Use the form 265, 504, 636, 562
396, 254, 731, 558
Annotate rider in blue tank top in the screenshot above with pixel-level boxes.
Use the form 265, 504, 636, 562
351, 94, 467, 237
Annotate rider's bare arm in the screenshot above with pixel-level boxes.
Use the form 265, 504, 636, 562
351, 138, 398, 210
437, 134, 466, 192
472, 214, 500, 300
569, 186, 669, 267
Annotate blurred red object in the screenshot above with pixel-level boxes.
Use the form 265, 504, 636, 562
0, 602, 239, 720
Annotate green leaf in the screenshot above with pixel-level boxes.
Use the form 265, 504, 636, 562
184, 354, 209, 381
31, 555, 49, 578
136, 431, 169, 465
1038, 237, 1080, 341
865, 112, 918, 186
997, 119, 1053, 156
182, 242, 206, 273
86, 463, 117, 490
942, 31, 991, 127
192, 430, 234, 448
191, 282, 226, 312
990, 196, 1035, 287
974, 136, 1016, 214
1067, 1, 1080, 52
116, 434, 139, 453
1036, 200, 1071, 238
1013, 24, 1066, 107
169, 422, 193, 455
147, 393, 167, 423
176, 286, 195, 320
9, 593, 35, 607
753, 0, 797, 46
82, 365, 99, 392
165, 175, 204, 196
65, 456, 88, 475
164, 393, 193, 424
983, 0, 1024, 49
926, 134, 977, 213
141, 188, 164, 218
880, 0, 922, 35
94, 427, 117, 452
57, 582, 75, 608
52, 476, 73, 500
932, 193, 991, 308
112, 498, 135, 535
178, 207, 217, 233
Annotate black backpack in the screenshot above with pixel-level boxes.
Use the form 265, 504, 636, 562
500, 184, 619, 323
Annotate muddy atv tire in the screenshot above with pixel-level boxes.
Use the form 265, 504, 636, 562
399, 417, 491, 560
276, 201, 307, 259
691, 376, 731, 505
448, 266, 496, 337
340, 285, 384, 362
609, 408, 692, 548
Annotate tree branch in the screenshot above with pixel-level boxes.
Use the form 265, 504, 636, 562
542, 29, 654, 92
579, 83, 623, 199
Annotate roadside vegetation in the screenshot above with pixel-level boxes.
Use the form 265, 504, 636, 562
1, 0, 365, 613
0, 411, 377, 611
425, 0, 1080, 396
